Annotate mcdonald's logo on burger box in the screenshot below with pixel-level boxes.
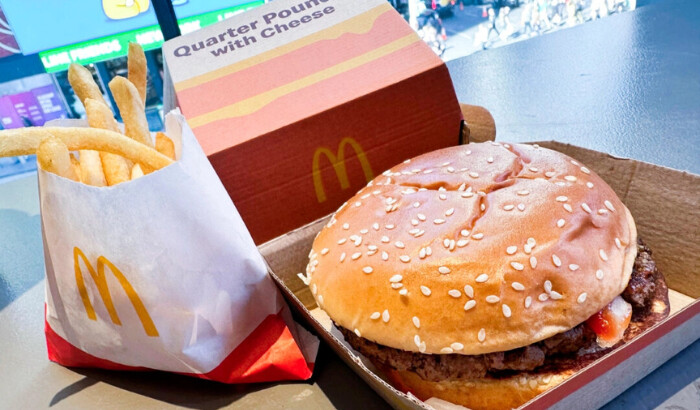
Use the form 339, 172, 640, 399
163, 0, 462, 243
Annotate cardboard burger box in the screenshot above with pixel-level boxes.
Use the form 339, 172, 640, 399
163, 0, 463, 244
258, 130, 700, 409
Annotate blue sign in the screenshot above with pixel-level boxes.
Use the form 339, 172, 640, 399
0, 0, 255, 55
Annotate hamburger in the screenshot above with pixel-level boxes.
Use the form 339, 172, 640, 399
302, 142, 670, 409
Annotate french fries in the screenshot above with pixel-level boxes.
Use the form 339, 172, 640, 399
0, 42, 175, 184
37, 135, 79, 181
155, 132, 176, 160
68, 64, 107, 106
85, 98, 131, 186
109, 76, 152, 147
128, 43, 148, 106
0, 127, 173, 170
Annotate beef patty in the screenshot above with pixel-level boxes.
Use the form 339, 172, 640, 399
339, 239, 670, 381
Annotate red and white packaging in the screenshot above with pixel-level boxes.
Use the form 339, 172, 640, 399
40, 111, 318, 383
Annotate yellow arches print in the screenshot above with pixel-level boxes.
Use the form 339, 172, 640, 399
313, 137, 374, 203
73, 247, 159, 337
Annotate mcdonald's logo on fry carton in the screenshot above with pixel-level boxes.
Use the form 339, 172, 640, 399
73, 247, 158, 337
163, 0, 463, 243
312, 137, 373, 203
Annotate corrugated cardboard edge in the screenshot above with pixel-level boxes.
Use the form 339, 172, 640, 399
259, 141, 700, 410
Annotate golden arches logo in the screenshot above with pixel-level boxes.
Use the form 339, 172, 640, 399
74, 247, 158, 337
312, 137, 374, 203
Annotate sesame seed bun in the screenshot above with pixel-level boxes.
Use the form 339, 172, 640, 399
305, 142, 637, 355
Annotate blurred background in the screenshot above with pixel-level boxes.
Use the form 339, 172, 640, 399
0, 0, 645, 181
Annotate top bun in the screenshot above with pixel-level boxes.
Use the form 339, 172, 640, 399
305, 142, 637, 355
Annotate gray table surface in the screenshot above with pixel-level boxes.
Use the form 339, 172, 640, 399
1, 0, 699, 408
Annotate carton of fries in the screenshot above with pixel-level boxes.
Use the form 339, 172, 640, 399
0, 46, 318, 383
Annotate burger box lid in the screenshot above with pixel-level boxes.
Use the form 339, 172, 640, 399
161, 0, 463, 244
257, 140, 700, 409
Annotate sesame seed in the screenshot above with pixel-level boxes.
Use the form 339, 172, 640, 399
363, 266, 374, 274
382, 310, 390, 322
615, 238, 622, 249
354, 328, 361, 337
420, 286, 431, 296
419, 342, 426, 353
466, 150, 472, 155
451, 342, 464, 351
372, 223, 380, 230
447, 166, 455, 173
504, 204, 515, 211
414, 335, 421, 348
386, 224, 395, 230
530, 167, 539, 172
529, 379, 538, 389
565, 175, 577, 182
550, 291, 563, 300
381, 236, 390, 243
464, 300, 477, 311
342, 223, 350, 230
502, 304, 512, 318
525, 296, 533, 308
469, 172, 479, 178
391, 283, 403, 289
409, 229, 420, 235
512, 282, 525, 291
527, 237, 536, 245
545, 171, 556, 178
382, 251, 389, 261
599, 249, 609, 261
604, 200, 616, 212
417, 213, 426, 221
413, 201, 421, 208
361, 193, 370, 199
457, 239, 469, 247
552, 254, 562, 267
476, 274, 489, 283
507, 246, 517, 255
448, 290, 462, 298
487, 156, 494, 163
539, 293, 549, 302
581, 166, 591, 174
389, 274, 403, 283
578, 293, 588, 303
354, 236, 363, 246
443, 238, 451, 248
412, 316, 421, 329
571, 159, 580, 166
556, 196, 568, 202
518, 190, 530, 196
461, 229, 470, 237
440, 347, 453, 354
434, 218, 446, 225
412, 219, 419, 226
517, 203, 526, 211
340, 252, 346, 262
400, 255, 411, 263
360, 228, 369, 234
511, 262, 525, 271
414, 230, 425, 238
569, 264, 579, 271
486, 295, 500, 303
581, 203, 592, 213
478, 328, 486, 342
530, 256, 537, 269
446, 208, 455, 216
555, 182, 567, 187
557, 219, 566, 228
395, 241, 405, 249
352, 252, 362, 260
563, 204, 573, 213
545, 280, 553, 293
426, 247, 432, 256
464, 285, 474, 298
587, 182, 594, 188
480, 203, 486, 211
338, 238, 347, 245
439, 194, 447, 201
439, 266, 451, 274
473, 233, 484, 240
419, 248, 426, 259
370, 312, 380, 320
598, 209, 609, 215
318, 295, 324, 305
311, 283, 317, 295
399, 288, 408, 296
596, 269, 605, 280
297, 273, 310, 285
